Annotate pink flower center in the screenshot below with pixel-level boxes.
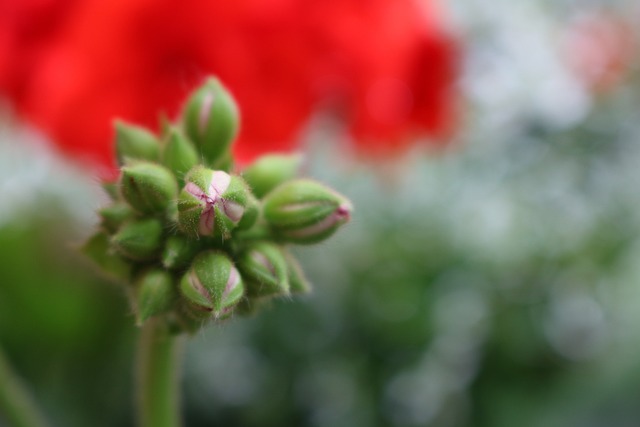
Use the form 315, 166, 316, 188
184, 171, 244, 235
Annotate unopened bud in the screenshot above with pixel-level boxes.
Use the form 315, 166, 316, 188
120, 162, 178, 215
99, 203, 135, 234
236, 192, 259, 231
238, 242, 289, 297
162, 235, 201, 270
177, 166, 250, 238
180, 251, 244, 318
112, 218, 163, 261
242, 154, 302, 198
115, 120, 161, 166
263, 179, 352, 244
182, 78, 239, 167
135, 270, 175, 325
162, 126, 198, 179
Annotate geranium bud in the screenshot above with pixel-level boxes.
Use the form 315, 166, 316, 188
242, 153, 302, 198
284, 251, 312, 294
120, 162, 178, 215
115, 120, 161, 166
263, 179, 352, 244
99, 203, 134, 234
135, 270, 175, 325
162, 235, 201, 270
177, 166, 250, 238
238, 242, 289, 297
112, 218, 163, 261
236, 192, 259, 231
162, 126, 198, 179
182, 78, 239, 167
180, 251, 244, 318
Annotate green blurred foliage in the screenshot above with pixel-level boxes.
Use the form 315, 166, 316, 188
0, 210, 136, 427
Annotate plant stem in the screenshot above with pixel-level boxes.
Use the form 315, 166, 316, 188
136, 319, 185, 427
0, 347, 50, 427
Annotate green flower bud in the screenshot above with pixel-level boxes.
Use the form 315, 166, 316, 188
115, 120, 161, 166
177, 166, 250, 238
236, 192, 259, 231
120, 162, 178, 215
238, 242, 289, 297
135, 270, 176, 325
263, 179, 352, 244
112, 218, 164, 261
162, 235, 201, 270
99, 203, 135, 234
284, 251, 312, 294
162, 126, 198, 179
182, 78, 239, 166
82, 230, 131, 281
180, 251, 244, 318
242, 154, 302, 198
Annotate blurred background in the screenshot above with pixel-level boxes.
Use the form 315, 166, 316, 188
1, 0, 640, 426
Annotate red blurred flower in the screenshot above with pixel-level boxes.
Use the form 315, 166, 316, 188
0, 0, 458, 176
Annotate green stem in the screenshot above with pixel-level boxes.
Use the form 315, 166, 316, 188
136, 319, 185, 427
0, 346, 50, 427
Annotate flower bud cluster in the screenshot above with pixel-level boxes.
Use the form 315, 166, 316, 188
84, 77, 352, 333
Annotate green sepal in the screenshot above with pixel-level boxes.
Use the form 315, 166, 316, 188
82, 231, 131, 281
99, 203, 135, 234
115, 120, 161, 166
263, 179, 352, 244
111, 218, 164, 261
162, 235, 201, 270
179, 251, 244, 318
162, 126, 199, 180
182, 78, 239, 167
120, 162, 178, 215
236, 190, 259, 231
242, 154, 302, 198
238, 242, 289, 297
135, 270, 176, 325
215, 174, 252, 238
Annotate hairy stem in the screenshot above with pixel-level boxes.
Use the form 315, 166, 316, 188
136, 319, 185, 427
0, 347, 50, 427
